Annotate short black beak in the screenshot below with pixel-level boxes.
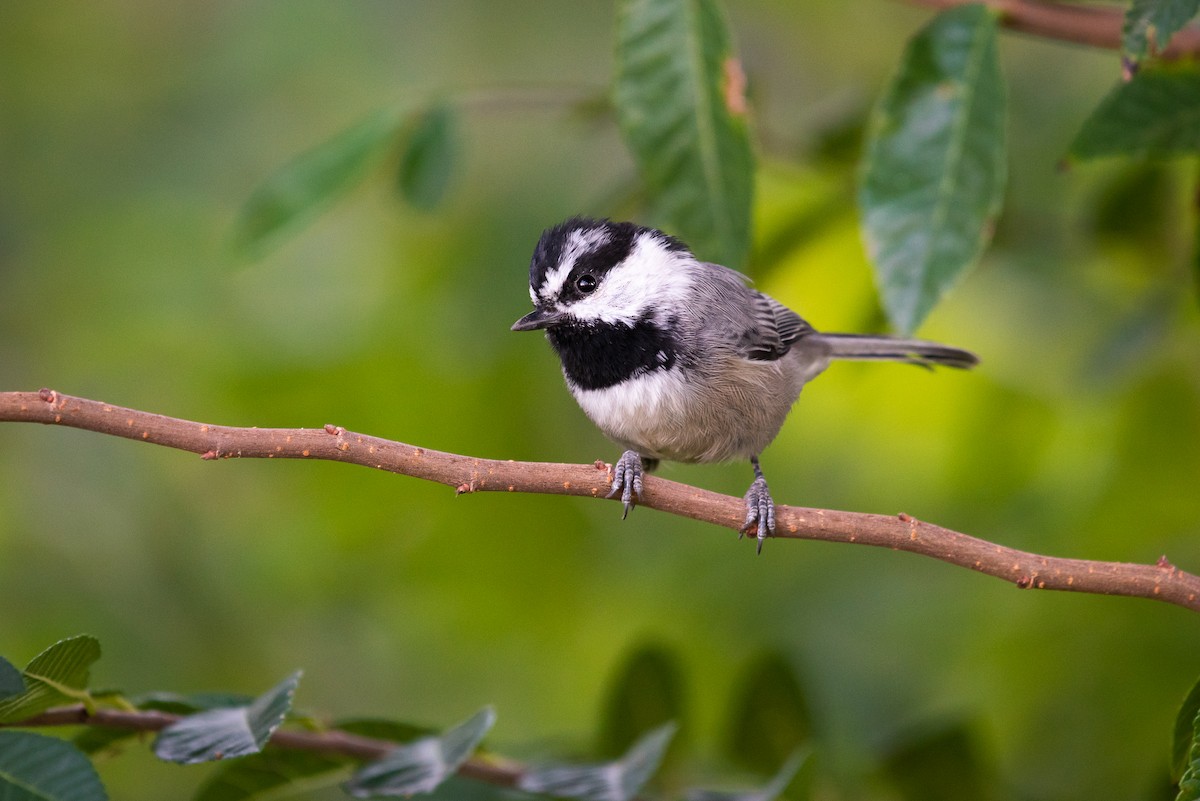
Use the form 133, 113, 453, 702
511, 307, 567, 332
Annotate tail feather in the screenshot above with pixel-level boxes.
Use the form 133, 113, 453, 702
813, 333, 979, 370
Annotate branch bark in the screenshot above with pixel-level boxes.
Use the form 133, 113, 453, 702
901, 0, 1200, 59
4, 704, 523, 786
3, 389, 1199, 612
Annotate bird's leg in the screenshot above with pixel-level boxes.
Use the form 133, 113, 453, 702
608, 451, 656, 519
740, 455, 776, 554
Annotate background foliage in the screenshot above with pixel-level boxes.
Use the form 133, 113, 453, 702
2, 2, 1200, 799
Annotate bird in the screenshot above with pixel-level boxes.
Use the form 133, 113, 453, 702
511, 217, 978, 552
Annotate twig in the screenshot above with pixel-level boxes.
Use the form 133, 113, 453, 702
3, 704, 523, 785
900, 0, 1200, 58
2, 389, 1199, 612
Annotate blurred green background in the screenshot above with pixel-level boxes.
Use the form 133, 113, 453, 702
2, 2, 1199, 799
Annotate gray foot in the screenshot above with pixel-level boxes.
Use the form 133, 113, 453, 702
607, 450, 646, 519
739, 457, 775, 553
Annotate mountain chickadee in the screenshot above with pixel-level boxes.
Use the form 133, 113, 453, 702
512, 217, 978, 552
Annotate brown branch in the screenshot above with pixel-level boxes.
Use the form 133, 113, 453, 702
901, 0, 1200, 59
3, 389, 1199, 612
5, 704, 523, 786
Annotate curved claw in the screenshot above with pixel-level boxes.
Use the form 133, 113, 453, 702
740, 475, 776, 554
607, 450, 645, 519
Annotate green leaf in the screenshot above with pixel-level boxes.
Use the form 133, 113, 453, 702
0, 635, 101, 723
134, 690, 257, 714
193, 718, 433, 801
723, 652, 811, 775
0, 657, 24, 699
194, 749, 350, 801
685, 749, 808, 801
615, 0, 755, 269
397, 103, 458, 211
344, 707, 496, 798
858, 3, 1006, 335
518, 722, 677, 801
1124, 0, 1200, 61
336, 718, 434, 743
231, 108, 405, 257
1179, 706, 1200, 801
881, 721, 995, 801
1173, 676, 1200, 782
152, 671, 301, 765
74, 692, 259, 756
599, 643, 687, 761
1069, 65, 1200, 161
0, 731, 108, 801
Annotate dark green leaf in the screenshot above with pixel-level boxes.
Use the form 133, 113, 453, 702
0, 731, 108, 801
134, 690, 256, 714
519, 722, 676, 801
859, 3, 1006, 335
0, 657, 24, 699
723, 651, 811, 775
1070, 65, 1200, 160
336, 718, 434, 743
191, 718, 441, 801
0, 635, 101, 723
1089, 163, 1177, 246
152, 671, 301, 765
1180, 706, 1200, 801
615, 0, 755, 269
232, 108, 405, 257
685, 749, 808, 801
1124, 0, 1200, 61
881, 721, 995, 801
1173, 676, 1200, 782
598, 643, 686, 762
397, 103, 458, 211
194, 748, 350, 801
73, 727, 138, 757
344, 707, 495, 798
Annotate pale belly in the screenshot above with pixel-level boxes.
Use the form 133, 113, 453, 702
569, 359, 805, 463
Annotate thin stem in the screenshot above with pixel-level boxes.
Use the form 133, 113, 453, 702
2, 389, 1198, 611
901, 0, 1200, 58
2, 705, 524, 785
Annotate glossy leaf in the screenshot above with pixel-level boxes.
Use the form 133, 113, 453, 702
397, 103, 458, 211
1069, 65, 1200, 160
1173, 676, 1200, 782
599, 643, 686, 760
153, 671, 301, 764
0, 635, 101, 723
1123, 0, 1200, 61
724, 652, 811, 775
859, 4, 1006, 335
615, 0, 754, 269
0, 656, 24, 699
0, 731, 108, 801
685, 749, 808, 801
232, 107, 404, 257
519, 722, 676, 801
344, 707, 495, 798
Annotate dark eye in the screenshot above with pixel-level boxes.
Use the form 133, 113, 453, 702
575, 274, 597, 293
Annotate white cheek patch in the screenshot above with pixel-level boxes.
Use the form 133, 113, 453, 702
568, 234, 693, 324
536, 228, 610, 302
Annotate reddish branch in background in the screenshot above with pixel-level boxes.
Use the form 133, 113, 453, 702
2, 389, 1199, 612
903, 0, 1200, 58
